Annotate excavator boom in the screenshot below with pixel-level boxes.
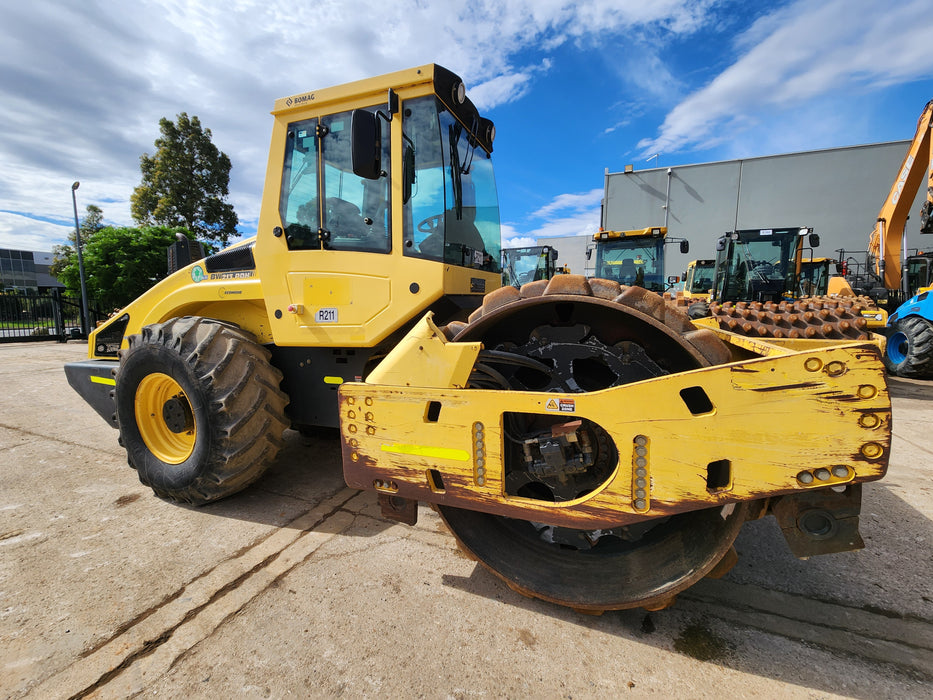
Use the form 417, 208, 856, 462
868, 99, 933, 292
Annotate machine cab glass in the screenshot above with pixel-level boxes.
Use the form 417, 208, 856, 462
279, 107, 392, 253
401, 96, 500, 272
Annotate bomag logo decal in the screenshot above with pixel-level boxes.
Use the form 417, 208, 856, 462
191, 266, 206, 283
286, 93, 315, 107
545, 398, 576, 413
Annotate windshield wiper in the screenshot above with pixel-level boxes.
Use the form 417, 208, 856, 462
448, 123, 463, 218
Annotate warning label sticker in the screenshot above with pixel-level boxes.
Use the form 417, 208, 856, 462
545, 398, 576, 413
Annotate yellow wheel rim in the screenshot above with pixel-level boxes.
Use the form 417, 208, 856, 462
135, 373, 196, 464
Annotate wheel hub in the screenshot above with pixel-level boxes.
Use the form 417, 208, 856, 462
162, 395, 194, 434
507, 323, 668, 392
134, 372, 196, 465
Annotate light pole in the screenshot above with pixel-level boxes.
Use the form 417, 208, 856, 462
71, 181, 91, 337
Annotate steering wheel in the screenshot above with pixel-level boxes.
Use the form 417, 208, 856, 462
418, 214, 444, 235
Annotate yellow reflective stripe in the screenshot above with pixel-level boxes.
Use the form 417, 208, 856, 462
90, 376, 116, 386
324, 376, 344, 385
380, 443, 470, 461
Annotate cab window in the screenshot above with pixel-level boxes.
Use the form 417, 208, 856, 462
279, 107, 391, 253
402, 96, 500, 271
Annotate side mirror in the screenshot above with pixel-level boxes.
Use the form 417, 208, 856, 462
809, 233, 820, 247
716, 237, 726, 252
551, 249, 559, 261
680, 240, 689, 254
585, 249, 592, 260
351, 110, 381, 180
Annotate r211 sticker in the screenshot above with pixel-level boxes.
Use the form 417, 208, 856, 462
315, 307, 338, 323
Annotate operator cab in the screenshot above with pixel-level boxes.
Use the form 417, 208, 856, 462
260, 65, 502, 350
277, 67, 499, 273
685, 259, 715, 297
501, 246, 559, 287
590, 227, 684, 293
799, 258, 831, 297
713, 227, 818, 303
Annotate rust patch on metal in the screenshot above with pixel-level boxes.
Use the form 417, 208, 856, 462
684, 328, 732, 366
663, 303, 694, 334
479, 285, 521, 315
704, 546, 738, 580
770, 486, 865, 557
442, 320, 468, 340
587, 278, 622, 300
708, 297, 876, 341
615, 285, 667, 322
543, 274, 592, 296
377, 493, 418, 525
751, 382, 824, 392
519, 279, 549, 298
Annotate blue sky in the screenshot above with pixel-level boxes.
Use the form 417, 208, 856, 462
1, 0, 931, 253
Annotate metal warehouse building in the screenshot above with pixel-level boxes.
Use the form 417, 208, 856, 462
541, 140, 931, 282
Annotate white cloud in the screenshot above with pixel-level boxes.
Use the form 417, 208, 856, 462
528, 211, 601, 240
500, 223, 525, 248
531, 189, 603, 219
502, 235, 539, 249
0, 212, 74, 253
469, 73, 535, 111
506, 188, 602, 244
0, 0, 727, 250
637, 0, 933, 158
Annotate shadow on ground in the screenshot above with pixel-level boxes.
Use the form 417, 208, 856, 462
437, 481, 932, 698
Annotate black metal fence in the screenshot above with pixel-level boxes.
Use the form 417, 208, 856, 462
0, 290, 104, 343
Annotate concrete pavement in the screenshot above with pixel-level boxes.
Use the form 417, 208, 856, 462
1, 341, 931, 699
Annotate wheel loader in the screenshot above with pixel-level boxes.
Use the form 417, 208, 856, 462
65, 65, 892, 612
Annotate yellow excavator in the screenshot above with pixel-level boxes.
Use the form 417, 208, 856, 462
830, 100, 933, 376
866, 99, 933, 298
65, 65, 891, 612
864, 99, 933, 377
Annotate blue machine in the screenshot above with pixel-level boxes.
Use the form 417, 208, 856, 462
885, 290, 933, 377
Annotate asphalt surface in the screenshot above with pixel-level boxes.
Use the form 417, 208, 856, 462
1, 340, 931, 699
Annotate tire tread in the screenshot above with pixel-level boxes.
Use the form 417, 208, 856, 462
117, 316, 289, 504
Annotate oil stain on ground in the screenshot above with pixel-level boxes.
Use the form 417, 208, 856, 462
673, 622, 734, 662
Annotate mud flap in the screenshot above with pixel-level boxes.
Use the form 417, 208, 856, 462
64, 360, 119, 428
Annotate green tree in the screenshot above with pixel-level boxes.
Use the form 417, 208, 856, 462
81, 204, 105, 234
51, 204, 105, 279
55, 226, 194, 312
131, 113, 238, 245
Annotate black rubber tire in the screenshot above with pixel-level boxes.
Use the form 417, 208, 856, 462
884, 315, 933, 378
687, 300, 710, 319
115, 317, 289, 504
